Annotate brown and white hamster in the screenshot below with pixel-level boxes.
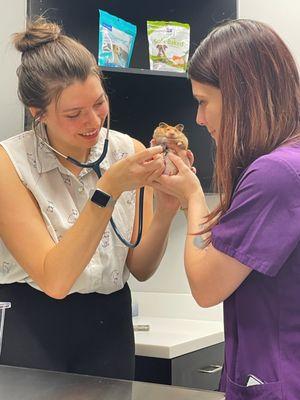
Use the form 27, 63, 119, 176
151, 122, 190, 175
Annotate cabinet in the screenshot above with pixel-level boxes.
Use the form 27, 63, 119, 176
135, 342, 224, 391
28, 0, 236, 191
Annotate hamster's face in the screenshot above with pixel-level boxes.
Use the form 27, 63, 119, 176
153, 123, 188, 150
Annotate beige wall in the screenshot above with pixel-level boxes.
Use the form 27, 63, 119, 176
238, 0, 300, 68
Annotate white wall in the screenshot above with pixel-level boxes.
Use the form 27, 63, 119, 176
0, 0, 26, 140
238, 0, 300, 68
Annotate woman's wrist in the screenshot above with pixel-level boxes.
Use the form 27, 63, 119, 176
180, 189, 205, 211
188, 189, 205, 205
97, 175, 121, 199
155, 203, 178, 220
180, 197, 188, 210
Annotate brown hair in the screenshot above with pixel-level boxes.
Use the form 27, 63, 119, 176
188, 19, 300, 235
12, 17, 103, 117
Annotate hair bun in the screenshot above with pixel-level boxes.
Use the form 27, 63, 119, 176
12, 17, 61, 53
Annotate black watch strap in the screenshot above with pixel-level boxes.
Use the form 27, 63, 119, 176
89, 188, 117, 208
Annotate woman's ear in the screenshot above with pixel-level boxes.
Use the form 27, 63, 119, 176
29, 107, 46, 123
29, 107, 39, 118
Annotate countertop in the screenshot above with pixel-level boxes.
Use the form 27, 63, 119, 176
133, 317, 224, 358
0, 365, 225, 400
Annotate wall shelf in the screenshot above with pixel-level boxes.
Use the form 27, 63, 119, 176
101, 67, 187, 79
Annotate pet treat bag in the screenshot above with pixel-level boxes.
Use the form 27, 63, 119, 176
98, 10, 137, 68
147, 20, 190, 72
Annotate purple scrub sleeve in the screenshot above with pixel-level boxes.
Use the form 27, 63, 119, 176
212, 155, 300, 276
211, 145, 300, 400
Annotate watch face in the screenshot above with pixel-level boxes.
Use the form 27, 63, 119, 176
91, 190, 110, 207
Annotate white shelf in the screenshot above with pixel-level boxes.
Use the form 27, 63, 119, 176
133, 316, 224, 359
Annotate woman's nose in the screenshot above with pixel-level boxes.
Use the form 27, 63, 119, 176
196, 107, 207, 127
85, 109, 101, 127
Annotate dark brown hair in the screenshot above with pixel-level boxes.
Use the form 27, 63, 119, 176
12, 17, 103, 116
188, 19, 300, 235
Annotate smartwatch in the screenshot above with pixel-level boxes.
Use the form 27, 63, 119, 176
89, 188, 117, 208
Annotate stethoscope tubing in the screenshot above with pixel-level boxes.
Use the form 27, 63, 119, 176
32, 111, 144, 248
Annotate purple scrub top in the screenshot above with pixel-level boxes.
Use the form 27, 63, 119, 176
211, 143, 300, 399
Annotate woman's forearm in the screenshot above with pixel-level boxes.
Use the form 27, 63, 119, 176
41, 173, 120, 298
42, 199, 114, 298
184, 192, 210, 292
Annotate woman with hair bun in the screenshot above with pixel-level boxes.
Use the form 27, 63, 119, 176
153, 19, 300, 399
0, 18, 180, 378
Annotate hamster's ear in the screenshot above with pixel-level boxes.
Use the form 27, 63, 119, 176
175, 124, 184, 131
159, 122, 168, 128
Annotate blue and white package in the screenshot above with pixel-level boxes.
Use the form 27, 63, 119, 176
98, 10, 137, 68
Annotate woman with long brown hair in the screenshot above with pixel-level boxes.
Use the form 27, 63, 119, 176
153, 19, 300, 399
0, 17, 180, 378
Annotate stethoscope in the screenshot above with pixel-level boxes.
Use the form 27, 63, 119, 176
32, 110, 144, 249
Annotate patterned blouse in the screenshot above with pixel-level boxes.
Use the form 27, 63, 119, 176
0, 123, 136, 294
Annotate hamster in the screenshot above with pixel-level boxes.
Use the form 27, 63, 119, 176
151, 122, 190, 175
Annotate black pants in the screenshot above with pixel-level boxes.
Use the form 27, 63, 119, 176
0, 282, 134, 379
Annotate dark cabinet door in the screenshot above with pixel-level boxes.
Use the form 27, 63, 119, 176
135, 342, 224, 391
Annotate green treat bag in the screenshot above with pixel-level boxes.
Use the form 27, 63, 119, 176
147, 20, 190, 73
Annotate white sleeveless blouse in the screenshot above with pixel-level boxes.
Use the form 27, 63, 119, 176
0, 124, 136, 294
